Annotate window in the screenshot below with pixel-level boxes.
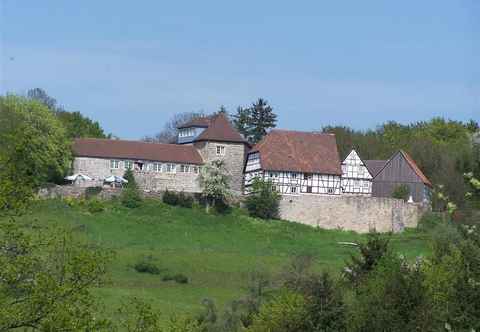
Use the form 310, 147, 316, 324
163, 163, 176, 173
291, 173, 297, 179
179, 128, 195, 137
306, 186, 312, 193
291, 186, 297, 193
110, 160, 119, 169
304, 173, 312, 180
124, 160, 133, 170
193, 166, 199, 174
152, 163, 161, 172
180, 165, 191, 173
327, 188, 334, 194
216, 145, 226, 156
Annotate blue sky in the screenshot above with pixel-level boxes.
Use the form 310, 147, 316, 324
1, 1, 478, 139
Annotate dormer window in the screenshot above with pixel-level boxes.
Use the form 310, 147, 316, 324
179, 128, 195, 137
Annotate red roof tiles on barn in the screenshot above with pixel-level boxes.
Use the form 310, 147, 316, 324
399, 150, 432, 187
73, 138, 203, 165
250, 130, 342, 175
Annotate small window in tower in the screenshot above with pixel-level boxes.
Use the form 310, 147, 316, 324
216, 145, 226, 156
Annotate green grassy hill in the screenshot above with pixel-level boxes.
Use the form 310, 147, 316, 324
8, 199, 431, 320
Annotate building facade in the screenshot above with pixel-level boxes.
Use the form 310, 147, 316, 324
71, 114, 249, 193
244, 130, 343, 195
366, 150, 433, 203
340, 149, 373, 195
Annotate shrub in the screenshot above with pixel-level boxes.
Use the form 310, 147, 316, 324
121, 169, 142, 208
163, 189, 179, 206
134, 259, 161, 275
417, 212, 445, 232
173, 273, 189, 284
392, 184, 410, 201
85, 186, 102, 199
178, 191, 194, 208
245, 178, 280, 219
86, 198, 105, 213
247, 291, 308, 332
344, 232, 390, 286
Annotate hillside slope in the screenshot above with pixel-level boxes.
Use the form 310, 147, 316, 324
8, 199, 431, 320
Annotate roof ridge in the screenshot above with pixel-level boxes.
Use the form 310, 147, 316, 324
74, 137, 189, 148
271, 129, 335, 136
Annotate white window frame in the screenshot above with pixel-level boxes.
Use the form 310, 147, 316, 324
110, 160, 120, 169
162, 163, 176, 173
216, 145, 226, 156
124, 160, 133, 170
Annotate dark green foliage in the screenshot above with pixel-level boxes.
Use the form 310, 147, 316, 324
134, 258, 161, 275
245, 178, 280, 219
302, 273, 347, 332
232, 98, 277, 143
173, 273, 189, 284
344, 232, 390, 285
348, 253, 432, 331
392, 184, 410, 201
163, 189, 179, 206
178, 191, 194, 208
0, 220, 111, 330
121, 169, 142, 208
85, 186, 103, 199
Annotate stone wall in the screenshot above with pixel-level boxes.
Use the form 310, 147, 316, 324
72, 157, 201, 193
279, 195, 428, 233
194, 141, 247, 193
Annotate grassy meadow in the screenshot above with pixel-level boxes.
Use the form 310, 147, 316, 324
7, 198, 432, 321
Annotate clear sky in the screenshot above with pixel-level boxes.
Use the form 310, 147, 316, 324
1, 1, 478, 139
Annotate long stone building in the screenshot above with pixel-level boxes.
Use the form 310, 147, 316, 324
72, 114, 249, 193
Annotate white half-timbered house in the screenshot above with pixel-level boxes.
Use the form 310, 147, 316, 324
340, 149, 373, 195
244, 130, 343, 195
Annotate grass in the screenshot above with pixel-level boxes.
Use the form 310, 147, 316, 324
6, 198, 432, 321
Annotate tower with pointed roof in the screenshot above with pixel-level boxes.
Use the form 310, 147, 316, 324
177, 113, 250, 193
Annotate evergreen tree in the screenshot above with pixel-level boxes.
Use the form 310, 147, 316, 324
121, 169, 142, 208
249, 98, 277, 143
232, 98, 277, 144
232, 106, 252, 140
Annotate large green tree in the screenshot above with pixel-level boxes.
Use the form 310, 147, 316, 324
0, 95, 72, 211
232, 98, 277, 143
27, 88, 107, 139
0, 221, 111, 330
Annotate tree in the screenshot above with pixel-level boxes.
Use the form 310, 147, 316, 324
348, 254, 433, 331
143, 111, 205, 143
232, 106, 252, 140
0, 221, 111, 330
0, 95, 71, 211
121, 169, 143, 208
344, 232, 390, 286
301, 272, 347, 332
247, 291, 308, 332
249, 98, 277, 143
199, 160, 230, 213
245, 178, 281, 219
27, 88, 108, 139
392, 184, 410, 201
232, 98, 277, 143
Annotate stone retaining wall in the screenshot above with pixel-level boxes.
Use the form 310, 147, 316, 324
279, 195, 429, 233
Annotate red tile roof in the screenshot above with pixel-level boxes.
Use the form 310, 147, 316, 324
177, 117, 212, 129
73, 138, 203, 165
250, 130, 342, 175
194, 113, 249, 145
399, 150, 432, 187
